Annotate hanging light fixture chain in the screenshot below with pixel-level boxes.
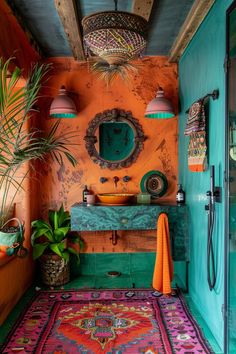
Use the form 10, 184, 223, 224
114, 0, 118, 11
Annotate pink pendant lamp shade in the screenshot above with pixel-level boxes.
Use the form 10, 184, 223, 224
49, 86, 77, 118
145, 89, 175, 119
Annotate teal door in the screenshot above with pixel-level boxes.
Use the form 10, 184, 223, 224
226, 2, 236, 353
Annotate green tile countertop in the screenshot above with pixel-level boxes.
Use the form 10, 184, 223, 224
71, 203, 189, 261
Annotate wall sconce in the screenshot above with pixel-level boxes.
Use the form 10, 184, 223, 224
49, 86, 77, 118
145, 88, 175, 119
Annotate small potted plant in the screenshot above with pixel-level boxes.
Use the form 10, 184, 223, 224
31, 204, 84, 286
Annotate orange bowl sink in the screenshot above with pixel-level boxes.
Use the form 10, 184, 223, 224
97, 193, 134, 205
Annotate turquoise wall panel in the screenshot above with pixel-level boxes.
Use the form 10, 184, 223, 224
76, 252, 186, 289
179, 0, 233, 348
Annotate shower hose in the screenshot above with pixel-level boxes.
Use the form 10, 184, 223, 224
207, 205, 216, 291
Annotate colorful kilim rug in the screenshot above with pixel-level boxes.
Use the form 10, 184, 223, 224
1, 289, 213, 353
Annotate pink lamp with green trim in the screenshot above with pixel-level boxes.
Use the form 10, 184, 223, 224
145, 89, 175, 119
49, 86, 77, 118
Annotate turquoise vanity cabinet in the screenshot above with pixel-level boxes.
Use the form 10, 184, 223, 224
71, 204, 189, 261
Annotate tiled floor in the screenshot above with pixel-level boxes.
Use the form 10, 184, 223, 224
0, 271, 223, 353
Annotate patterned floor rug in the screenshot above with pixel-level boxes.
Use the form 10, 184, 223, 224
1, 289, 213, 353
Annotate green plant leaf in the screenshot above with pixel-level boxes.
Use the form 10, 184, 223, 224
58, 204, 65, 224
31, 220, 50, 229
53, 210, 58, 230
31, 220, 54, 244
31, 228, 53, 245
69, 234, 80, 243
68, 234, 85, 251
49, 243, 64, 257
61, 251, 70, 262
58, 205, 71, 227
53, 228, 70, 242
48, 209, 54, 228
32, 243, 49, 260
67, 246, 79, 257
79, 238, 85, 250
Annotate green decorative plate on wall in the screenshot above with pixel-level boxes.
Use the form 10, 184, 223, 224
140, 170, 168, 198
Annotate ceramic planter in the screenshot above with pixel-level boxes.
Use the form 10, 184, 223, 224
39, 253, 70, 286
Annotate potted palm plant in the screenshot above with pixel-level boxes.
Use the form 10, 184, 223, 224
31, 205, 84, 286
0, 57, 77, 260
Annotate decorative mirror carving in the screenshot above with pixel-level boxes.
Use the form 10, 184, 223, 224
84, 109, 146, 169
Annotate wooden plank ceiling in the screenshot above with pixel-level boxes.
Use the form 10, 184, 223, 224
7, 0, 215, 62
54, 0, 85, 61
53, 0, 154, 61
132, 0, 154, 21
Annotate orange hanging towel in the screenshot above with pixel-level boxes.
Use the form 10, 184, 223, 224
152, 212, 174, 294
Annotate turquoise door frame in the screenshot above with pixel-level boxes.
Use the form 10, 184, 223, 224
178, 0, 234, 349
225, 1, 236, 353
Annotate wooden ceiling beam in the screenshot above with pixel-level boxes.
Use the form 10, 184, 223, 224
54, 0, 85, 61
132, 0, 154, 21
169, 0, 216, 62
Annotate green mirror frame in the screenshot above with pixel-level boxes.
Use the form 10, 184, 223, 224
84, 109, 146, 169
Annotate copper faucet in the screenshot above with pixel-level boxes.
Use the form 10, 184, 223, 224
113, 176, 119, 187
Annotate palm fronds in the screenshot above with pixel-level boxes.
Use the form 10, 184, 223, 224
0, 58, 78, 227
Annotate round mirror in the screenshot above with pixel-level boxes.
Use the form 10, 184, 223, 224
84, 109, 145, 169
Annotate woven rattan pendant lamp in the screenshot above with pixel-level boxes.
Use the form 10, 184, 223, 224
82, 0, 148, 72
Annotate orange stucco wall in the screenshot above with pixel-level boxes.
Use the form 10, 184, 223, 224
39, 56, 178, 252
